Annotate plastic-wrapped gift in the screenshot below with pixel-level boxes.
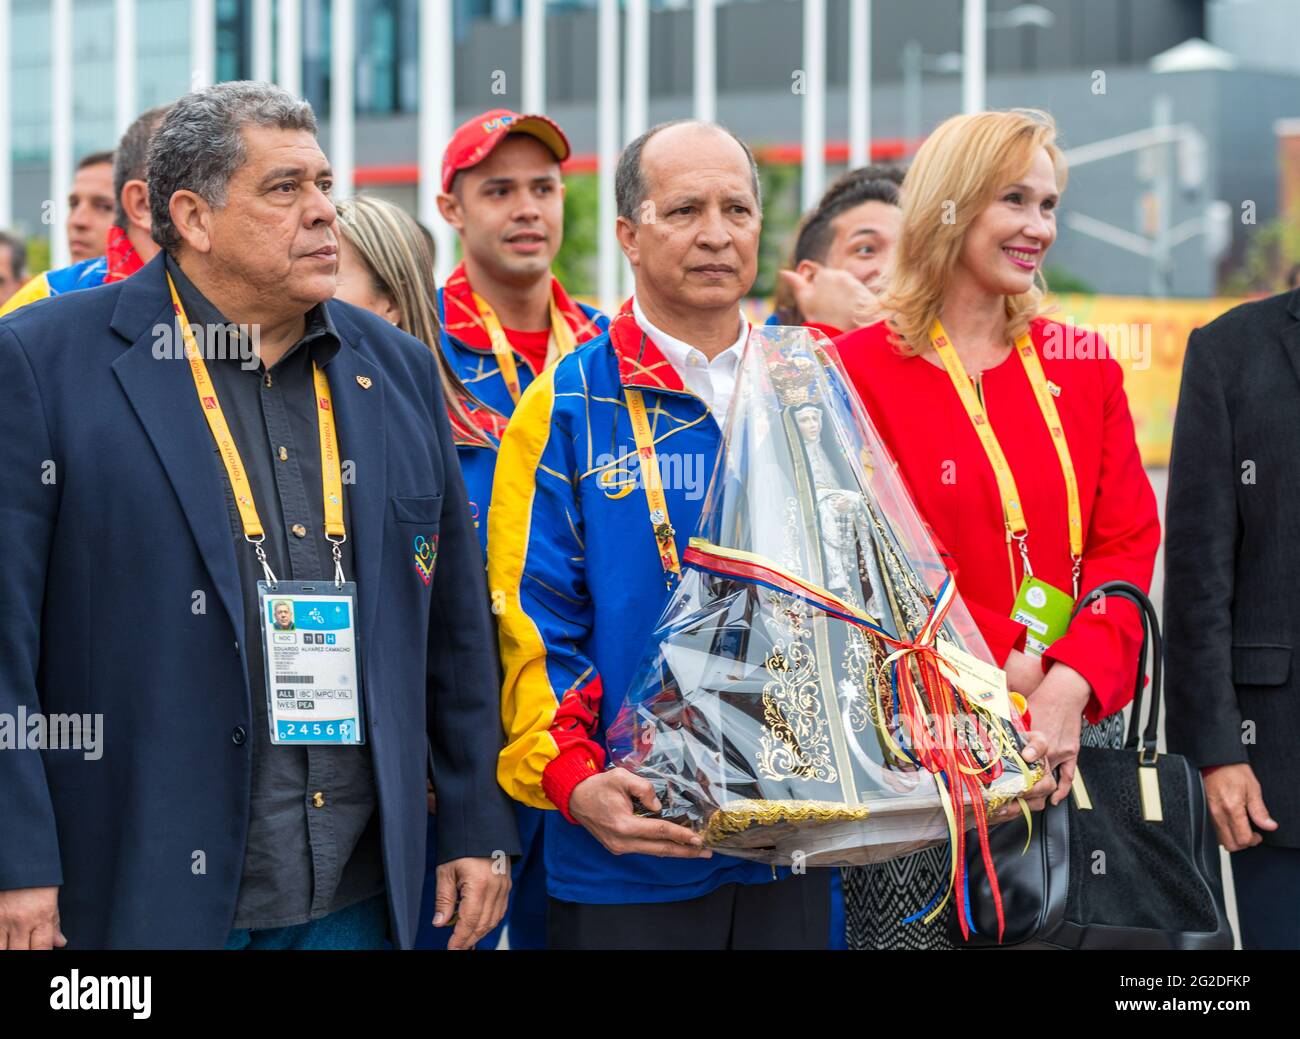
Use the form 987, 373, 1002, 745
607, 325, 1041, 932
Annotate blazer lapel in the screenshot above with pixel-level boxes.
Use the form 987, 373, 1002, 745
321, 328, 388, 649
110, 257, 245, 642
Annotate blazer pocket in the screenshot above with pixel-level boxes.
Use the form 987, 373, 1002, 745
1231, 643, 1292, 686
391, 493, 443, 525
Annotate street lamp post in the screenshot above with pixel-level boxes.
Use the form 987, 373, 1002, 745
848, 0, 872, 169
1060, 96, 1226, 297
802, 0, 827, 210
0, 0, 11, 230
902, 43, 961, 149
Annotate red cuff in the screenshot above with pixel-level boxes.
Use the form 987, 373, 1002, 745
542, 745, 603, 823
1200, 765, 1223, 778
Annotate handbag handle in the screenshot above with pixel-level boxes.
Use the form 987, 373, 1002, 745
1070, 580, 1162, 760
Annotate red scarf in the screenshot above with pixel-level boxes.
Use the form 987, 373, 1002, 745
441, 262, 604, 370
103, 226, 145, 284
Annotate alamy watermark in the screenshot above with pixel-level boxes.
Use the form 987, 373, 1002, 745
592, 451, 711, 501
0, 707, 103, 760
1042, 319, 1151, 371
153, 321, 260, 370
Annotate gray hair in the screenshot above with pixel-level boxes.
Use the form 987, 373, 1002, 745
114, 104, 172, 229
615, 119, 762, 223
148, 81, 318, 255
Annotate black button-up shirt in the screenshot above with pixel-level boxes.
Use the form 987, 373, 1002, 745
166, 256, 384, 931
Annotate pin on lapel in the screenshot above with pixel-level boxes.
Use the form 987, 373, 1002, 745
356, 375, 373, 390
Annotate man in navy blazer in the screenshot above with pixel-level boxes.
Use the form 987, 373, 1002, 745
0, 82, 518, 949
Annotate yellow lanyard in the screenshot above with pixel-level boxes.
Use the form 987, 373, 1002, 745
472, 290, 578, 405
169, 272, 347, 587
625, 389, 681, 586
929, 318, 1083, 597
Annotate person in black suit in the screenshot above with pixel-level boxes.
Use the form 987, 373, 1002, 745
1165, 289, 1300, 949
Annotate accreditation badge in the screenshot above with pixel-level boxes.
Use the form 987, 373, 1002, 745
1011, 575, 1074, 656
258, 581, 365, 745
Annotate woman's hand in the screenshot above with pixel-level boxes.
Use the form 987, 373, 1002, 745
990, 729, 1056, 823
1003, 648, 1047, 699
1025, 662, 1093, 804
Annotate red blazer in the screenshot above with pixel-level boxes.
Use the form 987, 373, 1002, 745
836, 317, 1161, 721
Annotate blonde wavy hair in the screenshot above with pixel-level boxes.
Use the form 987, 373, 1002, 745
880, 108, 1067, 353
334, 195, 501, 447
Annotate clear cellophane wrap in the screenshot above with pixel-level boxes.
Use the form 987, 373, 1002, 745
607, 326, 1041, 930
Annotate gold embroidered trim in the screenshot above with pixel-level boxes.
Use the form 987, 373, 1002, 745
703, 799, 873, 842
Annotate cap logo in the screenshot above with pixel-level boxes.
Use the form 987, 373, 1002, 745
482, 114, 516, 132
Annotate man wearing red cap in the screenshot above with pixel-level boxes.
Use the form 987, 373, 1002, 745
437, 109, 608, 419
419, 110, 606, 952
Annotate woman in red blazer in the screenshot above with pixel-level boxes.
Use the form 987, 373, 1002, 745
836, 110, 1160, 948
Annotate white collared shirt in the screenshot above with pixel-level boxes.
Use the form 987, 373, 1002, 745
632, 296, 750, 429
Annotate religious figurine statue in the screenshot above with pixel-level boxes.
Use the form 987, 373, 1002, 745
608, 325, 1040, 878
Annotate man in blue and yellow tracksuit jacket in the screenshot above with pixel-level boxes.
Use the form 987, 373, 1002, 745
489, 305, 832, 947
0, 226, 146, 318
487, 116, 831, 950
435, 107, 608, 421
416, 108, 607, 950
0, 105, 170, 319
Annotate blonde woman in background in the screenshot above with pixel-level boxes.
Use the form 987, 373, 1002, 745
334, 195, 545, 950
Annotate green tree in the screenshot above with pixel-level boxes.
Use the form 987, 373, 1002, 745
1224, 217, 1300, 296
1042, 265, 1095, 295
755, 160, 801, 301
25, 235, 51, 276
554, 171, 599, 297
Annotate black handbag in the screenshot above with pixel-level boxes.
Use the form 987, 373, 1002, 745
951, 580, 1234, 949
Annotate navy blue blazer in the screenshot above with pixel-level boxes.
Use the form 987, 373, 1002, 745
0, 254, 519, 948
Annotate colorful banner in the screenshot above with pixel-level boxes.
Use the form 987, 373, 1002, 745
1025, 294, 1246, 467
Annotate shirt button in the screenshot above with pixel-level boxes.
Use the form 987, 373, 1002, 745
231, 726, 247, 745
291, 523, 307, 538
278, 446, 288, 462
312, 791, 325, 809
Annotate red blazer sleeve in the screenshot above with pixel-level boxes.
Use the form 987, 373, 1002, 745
1041, 355, 1161, 721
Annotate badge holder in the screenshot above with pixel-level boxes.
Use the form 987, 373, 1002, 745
256, 534, 365, 746
1009, 534, 1077, 656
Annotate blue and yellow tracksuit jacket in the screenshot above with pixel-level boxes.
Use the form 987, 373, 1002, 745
0, 256, 108, 317
437, 264, 609, 419
488, 308, 779, 904
0, 227, 146, 319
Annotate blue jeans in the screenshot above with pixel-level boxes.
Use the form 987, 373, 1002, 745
225, 893, 389, 950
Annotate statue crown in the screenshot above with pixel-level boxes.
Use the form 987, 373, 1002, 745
769, 354, 819, 406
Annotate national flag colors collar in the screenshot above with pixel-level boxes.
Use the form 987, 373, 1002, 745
441, 262, 602, 368
606, 307, 688, 393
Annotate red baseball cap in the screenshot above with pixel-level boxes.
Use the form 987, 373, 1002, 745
441, 109, 571, 193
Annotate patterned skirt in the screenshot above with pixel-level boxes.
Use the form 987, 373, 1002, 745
842, 712, 1126, 950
